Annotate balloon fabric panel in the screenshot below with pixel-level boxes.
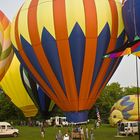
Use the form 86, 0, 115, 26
86, 0, 121, 109
0, 11, 13, 80
122, 0, 140, 42
42, 28, 66, 93
97, 31, 125, 97
11, 0, 125, 122
21, 66, 55, 117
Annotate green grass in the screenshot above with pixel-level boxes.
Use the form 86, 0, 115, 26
0, 124, 138, 140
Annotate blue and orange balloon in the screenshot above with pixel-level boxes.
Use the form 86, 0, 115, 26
11, 0, 125, 122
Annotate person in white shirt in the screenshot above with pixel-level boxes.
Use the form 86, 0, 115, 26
80, 127, 85, 140
63, 133, 70, 140
85, 127, 89, 139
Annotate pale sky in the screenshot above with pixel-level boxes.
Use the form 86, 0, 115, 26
0, 0, 139, 87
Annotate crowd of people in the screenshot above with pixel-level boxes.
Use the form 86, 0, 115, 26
55, 126, 95, 140
17, 119, 100, 139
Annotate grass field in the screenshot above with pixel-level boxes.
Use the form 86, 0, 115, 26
0, 124, 138, 140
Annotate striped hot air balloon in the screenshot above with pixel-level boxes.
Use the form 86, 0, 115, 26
11, 0, 125, 122
0, 11, 13, 80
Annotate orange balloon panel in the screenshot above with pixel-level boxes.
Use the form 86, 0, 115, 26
11, 0, 125, 122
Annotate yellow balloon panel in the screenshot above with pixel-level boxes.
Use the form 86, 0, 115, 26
37, 0, 56, 39
0, 55, 38, 117
115, 0, 124, 37
94, 0, 112, 36
65, 0, 85, 36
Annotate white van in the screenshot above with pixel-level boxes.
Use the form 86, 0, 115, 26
0, 122, 19, 137
50, 116, 68, 126
118, 121, 138, 136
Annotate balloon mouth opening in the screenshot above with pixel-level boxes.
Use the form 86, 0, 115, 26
64, 110, 88, 124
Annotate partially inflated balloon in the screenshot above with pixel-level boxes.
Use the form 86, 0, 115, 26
109, 95, 139, 126
21, 67, 56, 118
0, 11, 13, 80
0, 55, 38, 117
11, 0, 125, 122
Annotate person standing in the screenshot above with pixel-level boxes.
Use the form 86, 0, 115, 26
117, 122, 121, 136
80, 127, 85, 140
56, 130, 63, 140
85, 127, 89, 139
90, 128, 94, 140
63, 132, 70, 140
40, 126, 45, 138
96, 121, 100, 128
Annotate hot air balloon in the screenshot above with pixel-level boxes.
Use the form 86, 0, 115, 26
109, 95, 139, 126
0, 10, 13, 80
11, 0, 125, 122
0, 54, 55, 118
122, 0, 140, 44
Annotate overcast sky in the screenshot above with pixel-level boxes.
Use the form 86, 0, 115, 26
0, 0, 139, 87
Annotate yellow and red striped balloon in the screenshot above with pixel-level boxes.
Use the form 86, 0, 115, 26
11, 0, 125, 122
0, 11, 13, 81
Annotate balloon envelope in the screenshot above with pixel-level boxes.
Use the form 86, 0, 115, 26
21, 66, 55, 118
122, 0, 140, 43
11, 0, 125, 122
0, 11, 13, 80
109, 94, 139, 126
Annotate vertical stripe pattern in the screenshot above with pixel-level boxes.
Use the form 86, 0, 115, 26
21, 65, 55, 117
11, 0, 125, 112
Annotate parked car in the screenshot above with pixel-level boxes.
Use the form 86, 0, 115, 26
0, 122, 19, 137
118, 121, 138, 136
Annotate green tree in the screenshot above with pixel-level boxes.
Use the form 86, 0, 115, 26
89, 83, 125, 123
123, 86, 139, 96
0, 92, 25, 121
89, 83, 139, 123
